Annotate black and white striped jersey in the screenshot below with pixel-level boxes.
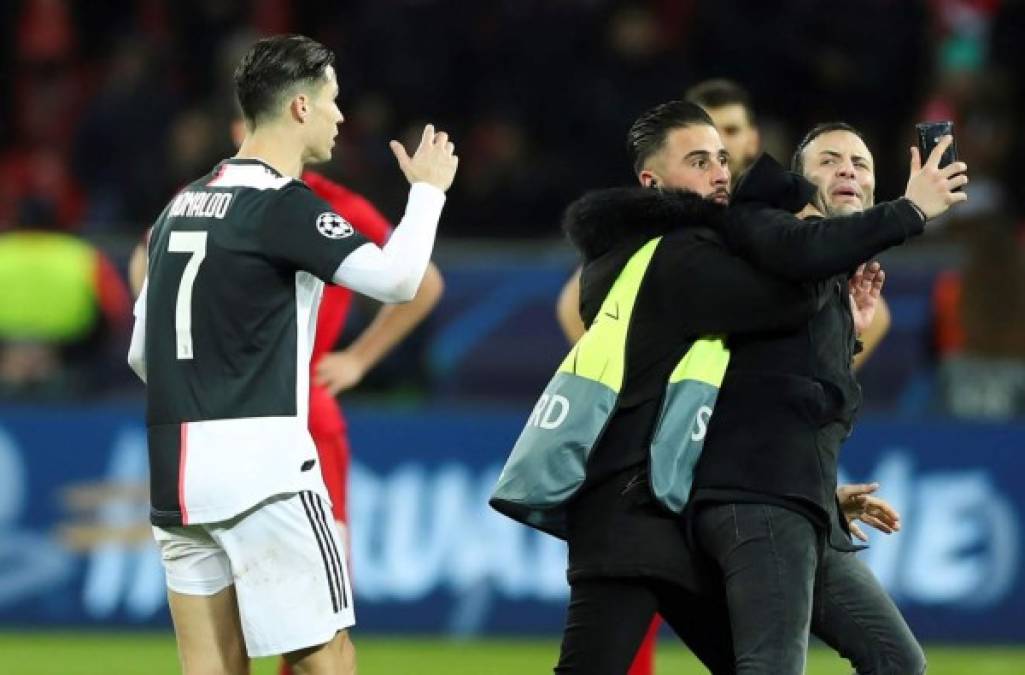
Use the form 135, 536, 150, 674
140, 158, 371, 526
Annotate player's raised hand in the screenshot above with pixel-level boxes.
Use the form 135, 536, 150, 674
389, 124, 459, 192
904, 135, 969, 220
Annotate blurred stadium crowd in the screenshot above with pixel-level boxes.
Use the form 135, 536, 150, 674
0, 0, 1023, 417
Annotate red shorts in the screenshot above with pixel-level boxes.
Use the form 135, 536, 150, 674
310, 424, 350, 524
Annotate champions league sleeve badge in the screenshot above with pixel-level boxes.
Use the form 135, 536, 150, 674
315, 212, 355, 239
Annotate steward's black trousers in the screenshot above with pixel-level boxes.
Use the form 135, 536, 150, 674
556, 464, 736, 674
554, 577, 736, 674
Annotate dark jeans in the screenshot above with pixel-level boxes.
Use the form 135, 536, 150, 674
695, 503, 926, 675
555, 577, 736, 675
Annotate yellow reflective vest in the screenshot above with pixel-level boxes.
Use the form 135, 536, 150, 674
491, 236, 730, 537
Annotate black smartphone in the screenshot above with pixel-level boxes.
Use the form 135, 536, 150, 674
916, 121, 957, 169
916, 121, 961, 191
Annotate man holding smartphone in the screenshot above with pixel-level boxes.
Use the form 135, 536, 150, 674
690, 126, 967, 674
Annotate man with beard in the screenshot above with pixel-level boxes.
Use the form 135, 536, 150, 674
553, 80, 761, 350
548, 100, 813, 675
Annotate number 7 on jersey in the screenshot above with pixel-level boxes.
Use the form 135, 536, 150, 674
168, 231, 208, 360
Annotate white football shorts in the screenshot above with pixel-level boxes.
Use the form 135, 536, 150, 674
152, 490, 354, 657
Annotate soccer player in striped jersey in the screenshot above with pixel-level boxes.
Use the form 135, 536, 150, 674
130, 123, 446, 675
128, 35, 457, 674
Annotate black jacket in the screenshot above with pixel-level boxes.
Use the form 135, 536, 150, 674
562, 184, 829, 588
691, 154, 927, 546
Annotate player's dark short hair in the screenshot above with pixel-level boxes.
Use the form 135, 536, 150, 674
234, 34, 335, 127
684, 79, 756, 124
791, 122, 868, 174
627, 100, 716, 175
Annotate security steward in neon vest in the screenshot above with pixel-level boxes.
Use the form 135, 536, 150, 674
494, 102, 835, 675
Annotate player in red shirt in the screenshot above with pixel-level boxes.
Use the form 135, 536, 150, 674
300, 170, 444, 531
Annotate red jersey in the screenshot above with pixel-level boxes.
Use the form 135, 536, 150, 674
303, 170, 392, 437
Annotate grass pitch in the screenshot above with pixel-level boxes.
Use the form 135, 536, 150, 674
0, 633, 1022, 674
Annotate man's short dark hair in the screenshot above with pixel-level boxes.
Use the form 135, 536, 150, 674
684, 79, 755, 124
234, 34, 335, 127
627, 100, 716, 174
791, 122, 868, 174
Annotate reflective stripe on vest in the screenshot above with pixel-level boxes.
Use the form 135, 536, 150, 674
554, 237, 659, 391
490, 236, 731, 538
649, 337, 729, 513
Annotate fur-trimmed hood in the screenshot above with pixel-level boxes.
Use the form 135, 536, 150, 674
562, 186, 727, 261
563, 153, 810, 261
